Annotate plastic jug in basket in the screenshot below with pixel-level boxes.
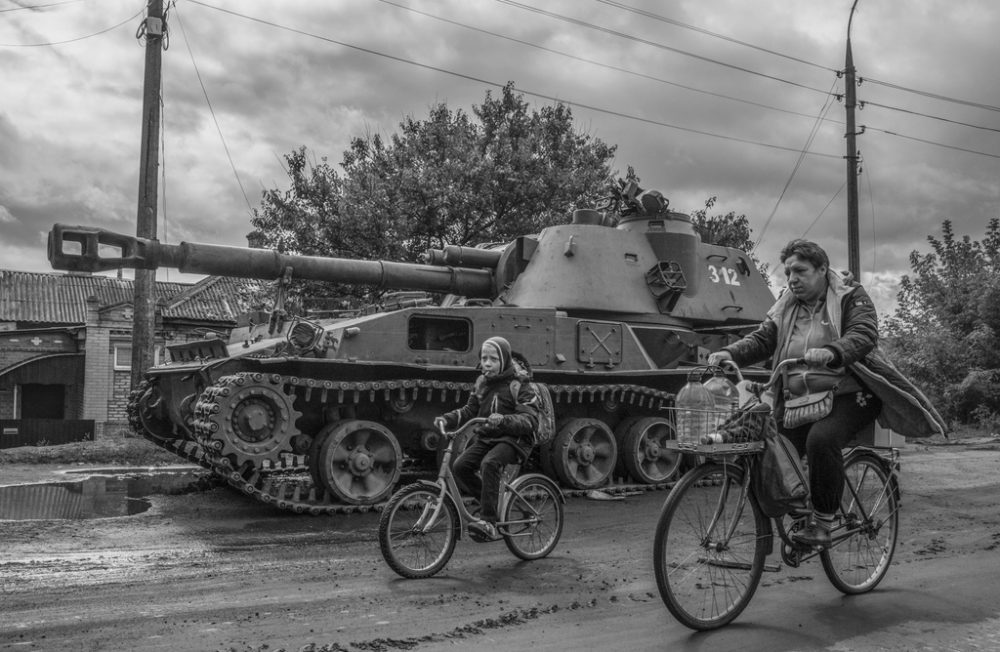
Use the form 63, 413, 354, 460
675, 371, 714, 445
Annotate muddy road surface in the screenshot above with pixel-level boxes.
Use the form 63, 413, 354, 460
2, 440, 1000, 652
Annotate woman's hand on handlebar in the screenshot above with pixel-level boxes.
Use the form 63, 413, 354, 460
707, 350, 733, 368
433, 417, 448, 433
802, 347, 836, 367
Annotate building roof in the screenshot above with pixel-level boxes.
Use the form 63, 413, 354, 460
0, 270, 250, 325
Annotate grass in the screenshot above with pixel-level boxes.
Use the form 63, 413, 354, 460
0, 434, 181, 467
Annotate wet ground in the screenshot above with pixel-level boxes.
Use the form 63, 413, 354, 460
2, 439, 999, 651
0, 467, 210, 520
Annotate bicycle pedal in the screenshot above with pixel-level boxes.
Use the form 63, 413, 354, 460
763, 562, 782, 572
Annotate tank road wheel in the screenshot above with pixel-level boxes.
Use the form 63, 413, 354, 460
308, 421, 342, 487
550, 418, 618, 490
208, 375, 302, 465
318, 420, 402, 505
613, 417, 642, 481
128, 380, 174, 444
620, 417, 682, 484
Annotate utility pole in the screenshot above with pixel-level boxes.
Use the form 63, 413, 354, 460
132, 0, 164, 390
845, 0, 861, 280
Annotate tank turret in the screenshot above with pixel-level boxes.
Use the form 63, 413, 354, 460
48, 191, 774, 515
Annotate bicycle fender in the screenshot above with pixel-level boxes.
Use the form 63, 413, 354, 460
844, 449, 901, 502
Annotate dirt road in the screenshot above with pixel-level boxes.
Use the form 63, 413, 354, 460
2, 439, 999, 652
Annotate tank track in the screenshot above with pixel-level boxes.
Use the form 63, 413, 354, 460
129, 375, 681, 516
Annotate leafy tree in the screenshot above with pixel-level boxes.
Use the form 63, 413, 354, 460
882, 218, 1000, 423
690, 196, 768, 280
247, 83, 617, 307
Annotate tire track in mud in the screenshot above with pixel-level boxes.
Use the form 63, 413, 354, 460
214, 600, 598, 652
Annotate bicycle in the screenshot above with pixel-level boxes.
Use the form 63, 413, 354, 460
378, 417, 565, 579
653, 360, 901, 630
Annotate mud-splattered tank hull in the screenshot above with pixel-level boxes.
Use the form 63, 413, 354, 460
52, 192, 775, 514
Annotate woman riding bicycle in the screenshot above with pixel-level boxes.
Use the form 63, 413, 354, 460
708, 239, 945, 547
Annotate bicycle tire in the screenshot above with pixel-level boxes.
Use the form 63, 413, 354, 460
821, 452, 899, 594
378, 483, 458, 579
653, 462, 768, 630
501, 474, 564, 560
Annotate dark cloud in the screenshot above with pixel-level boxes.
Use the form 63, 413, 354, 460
1, 0, 997, 317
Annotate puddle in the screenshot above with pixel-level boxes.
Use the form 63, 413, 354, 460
0, 469, 210, 520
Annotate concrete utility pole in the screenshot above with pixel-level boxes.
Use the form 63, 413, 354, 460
132, 0, 164, 390
845, 0, 862, 280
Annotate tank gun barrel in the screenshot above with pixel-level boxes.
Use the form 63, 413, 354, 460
48, 224, 496, 297
421, 245, 503, 269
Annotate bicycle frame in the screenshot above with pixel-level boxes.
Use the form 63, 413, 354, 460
412, 418, 557, 539
775, 445, 900, 566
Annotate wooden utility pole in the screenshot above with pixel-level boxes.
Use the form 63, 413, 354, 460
845, 0, 861, 280
132, 0, 164, 390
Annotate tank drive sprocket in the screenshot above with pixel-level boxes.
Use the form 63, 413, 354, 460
192, 372, 303, 466
127, 378, 175, 443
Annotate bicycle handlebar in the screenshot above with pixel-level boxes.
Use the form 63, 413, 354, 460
737, 358, 806, 397
436, 416, 488, 438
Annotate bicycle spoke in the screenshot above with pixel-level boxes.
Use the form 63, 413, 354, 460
821, 453, 899, 594
655, 464, 767, 630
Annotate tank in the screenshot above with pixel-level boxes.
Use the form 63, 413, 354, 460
47, 189, 775, 514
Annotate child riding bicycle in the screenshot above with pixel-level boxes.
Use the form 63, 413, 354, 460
435, 336, 540, 541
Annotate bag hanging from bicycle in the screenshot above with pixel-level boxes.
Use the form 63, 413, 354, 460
752, 423, 809, 518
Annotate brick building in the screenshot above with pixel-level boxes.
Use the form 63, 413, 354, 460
0, 269, 247, 443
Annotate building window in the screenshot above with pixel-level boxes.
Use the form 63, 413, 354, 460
114, 344, 132, 370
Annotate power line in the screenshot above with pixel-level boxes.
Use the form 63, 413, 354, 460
862, 99, 1000, 134
0, 0, 84, 13
862, 76, 1000, 113
862, 124, 1000, 159
0, 5, 142, 46
596, 0, 836, 73
495, 0, 833, 96
375, 0, 844, 127
173, 3, 254, 214
187, 0, 843, 160
754, 79, 842, 251
596, 0, 1000, 117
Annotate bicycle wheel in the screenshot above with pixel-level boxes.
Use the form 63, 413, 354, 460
378, 483, 458, 579
653, 462, 768, 630
821, 453, 899, 594
501, 475, 564, 560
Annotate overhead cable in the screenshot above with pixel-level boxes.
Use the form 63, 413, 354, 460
494, 0, 833, 95
596, 0, 836, 73
375, 0, 842, 125
0, 5, 142, 46
862, 100, 1000, 134
173, 4, 254, 214
186, 0, 843, 160
862, 77, 1000, 113
754, 79, 842, 251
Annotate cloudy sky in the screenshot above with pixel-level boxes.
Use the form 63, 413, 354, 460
2, 0, 998, 314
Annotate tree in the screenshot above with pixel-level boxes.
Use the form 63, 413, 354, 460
882, 218, 1000, 424
690, 196, 768, 280
247, 84, 618, 308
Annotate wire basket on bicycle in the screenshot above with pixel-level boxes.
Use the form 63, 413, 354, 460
667, 364, 774, 452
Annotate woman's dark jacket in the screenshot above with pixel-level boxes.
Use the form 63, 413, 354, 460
723, 270, 947, 438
